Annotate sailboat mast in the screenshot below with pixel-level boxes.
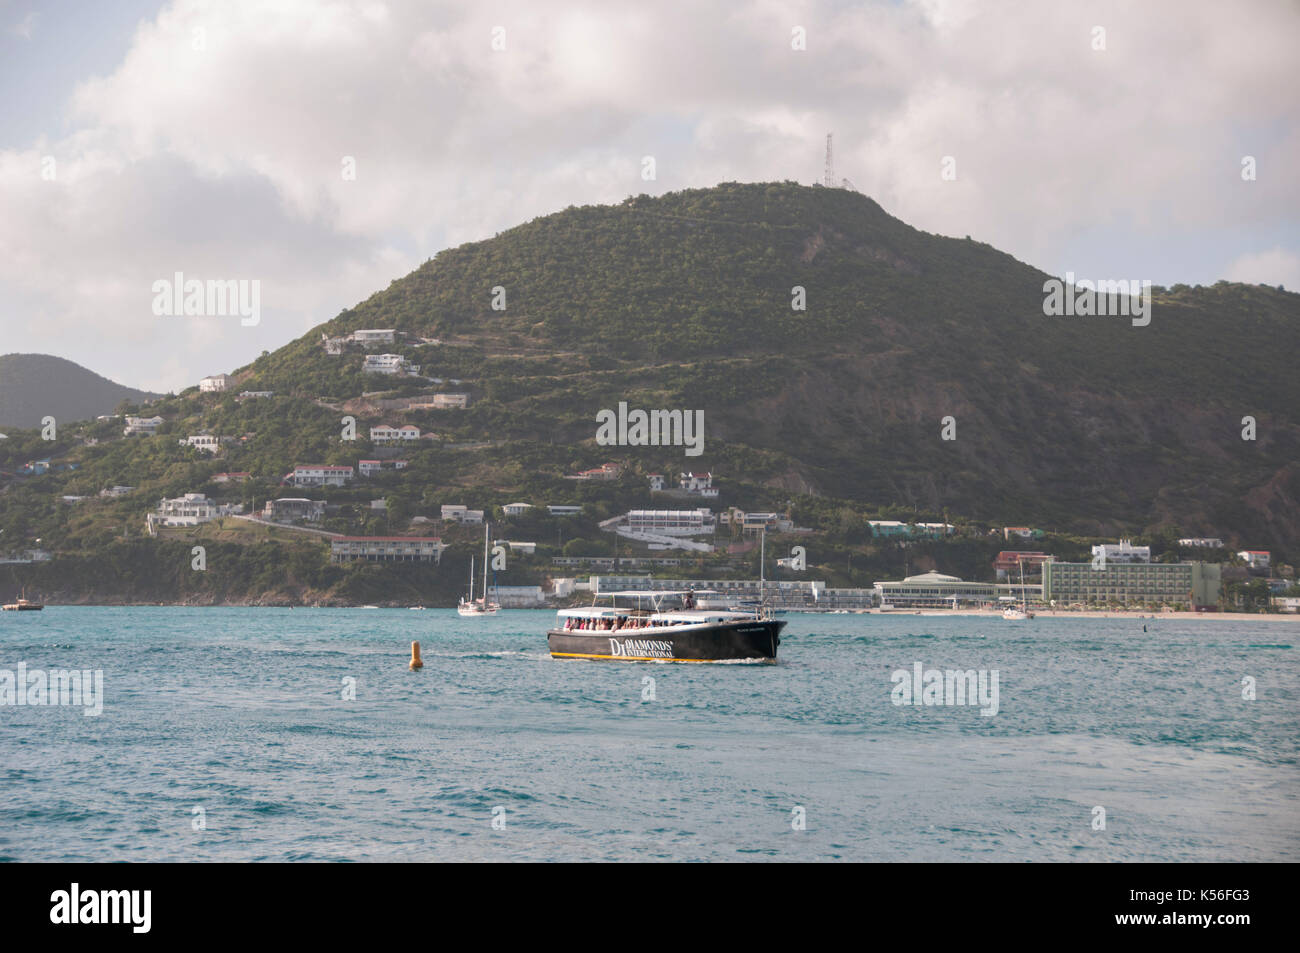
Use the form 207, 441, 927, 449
482, 522, 490, 604
760, 527, 766, 610
469, 556, 475, 601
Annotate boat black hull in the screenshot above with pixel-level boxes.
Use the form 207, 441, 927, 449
548, 619, 784, 662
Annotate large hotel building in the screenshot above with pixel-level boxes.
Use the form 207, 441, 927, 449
1042, 561, 1220, 609
330, 536, 445, 563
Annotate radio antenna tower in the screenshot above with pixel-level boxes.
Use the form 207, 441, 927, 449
823, 133, 835, 187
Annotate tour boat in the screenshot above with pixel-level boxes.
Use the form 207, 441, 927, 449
548, 590, 784, 663
457, 523, 500, 616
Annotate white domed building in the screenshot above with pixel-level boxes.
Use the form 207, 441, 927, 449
874, 570, 996, 609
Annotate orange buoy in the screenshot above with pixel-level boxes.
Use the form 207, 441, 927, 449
409, 640, 423, 670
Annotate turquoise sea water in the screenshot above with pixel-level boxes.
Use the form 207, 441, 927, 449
2, 607, 1297, 862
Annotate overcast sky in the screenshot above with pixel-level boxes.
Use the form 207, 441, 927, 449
1, 0, 1297, 393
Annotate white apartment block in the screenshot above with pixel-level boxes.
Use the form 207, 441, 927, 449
502, 502, 533, 517
625, 509, 716, 536
1179, 538, 1224, 548
370, 424, 421, 443
351, 329, 395, 345
362, 353, 420, 376
1092, 539, 1151, 564
199, 374, 232, 393
330, 536, 445, 563
290, 464, 354, 487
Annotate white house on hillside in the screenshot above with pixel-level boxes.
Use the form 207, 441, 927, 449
123, 415, 165, 436
180, 435, 221, 454
441, 504, 484, 524
370, 424, 421, 443
358, 459, 409, 477
199, 374, 232, 392
151, 493, 221, 527
290, 464, 354, 487
1238, 550, 1271, 570
679, 471, 718, 497
362, 353, 419, 376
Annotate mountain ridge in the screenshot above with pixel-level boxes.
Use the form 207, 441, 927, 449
234, 182, 1300, 546
0, 353, 162, 429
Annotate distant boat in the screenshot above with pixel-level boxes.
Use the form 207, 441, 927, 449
2, 589, 43, 611
2, 587, 42, 608
1002, 558, 1035, 620
457, 523, 500, 616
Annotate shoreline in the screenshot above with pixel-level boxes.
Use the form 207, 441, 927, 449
892, 609, 1299, 623
10, 603, 1298, 622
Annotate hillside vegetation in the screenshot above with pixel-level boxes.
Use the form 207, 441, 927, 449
250, 182, 1300, 544
1, 182, 1296, 603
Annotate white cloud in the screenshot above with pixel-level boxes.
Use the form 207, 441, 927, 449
1, 0, 1297, 390
9, 10, 37, 41
1224, 248, 1300, 291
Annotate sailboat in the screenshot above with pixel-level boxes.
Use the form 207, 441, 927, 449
1002, 557, 1035, 620
457, 555, 477, 616
457, 523, 500, 616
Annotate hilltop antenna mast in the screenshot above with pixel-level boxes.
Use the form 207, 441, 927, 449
823, 133, 835, 187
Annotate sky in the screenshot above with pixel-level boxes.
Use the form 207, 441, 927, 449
1, 0, 1297, 393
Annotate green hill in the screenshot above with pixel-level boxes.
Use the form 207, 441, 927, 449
1, 182, 1297, 604
0, 353, 162, 429
249, 181, 1300, 545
